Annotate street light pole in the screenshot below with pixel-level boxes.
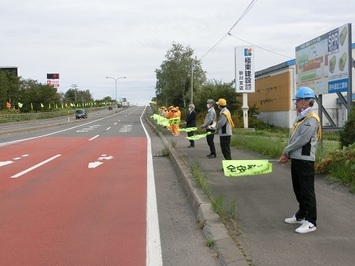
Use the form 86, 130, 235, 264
106, 76, 126, 108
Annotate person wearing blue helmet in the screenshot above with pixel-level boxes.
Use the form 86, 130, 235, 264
279, 86, 322, 234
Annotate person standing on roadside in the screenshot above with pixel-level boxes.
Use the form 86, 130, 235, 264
212, 98, 234, 160
185, 103, 197, 148
278, 86, 322, 234
200, 99, 217, 158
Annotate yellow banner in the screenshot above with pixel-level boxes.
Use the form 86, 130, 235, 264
222, 160, 272, 177
186, 132, 211, 140
180, 127, 197, 132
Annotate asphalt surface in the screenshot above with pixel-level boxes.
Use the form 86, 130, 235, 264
2, 109, 355, 265
153, 118, 355, 266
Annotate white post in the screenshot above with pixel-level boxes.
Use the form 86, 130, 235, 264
242, 93, 249, 128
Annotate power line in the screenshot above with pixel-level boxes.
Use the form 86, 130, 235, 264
227, 0, 258, 34
199, 0, 258, 60
228, 33, 294, 60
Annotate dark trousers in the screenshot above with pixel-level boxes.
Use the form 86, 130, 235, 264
220, 136, 232, 160
291, 159, 317, 226
206, 129, 216, 155
187, 131, 194, 146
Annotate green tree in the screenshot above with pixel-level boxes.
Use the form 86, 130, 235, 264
155, 43, 206, 107
0, 71, 20, 110
64, 88, 93, 104
194, 79, 240, 114
19, 79, 60, 112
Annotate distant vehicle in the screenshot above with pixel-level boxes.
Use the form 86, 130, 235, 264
108, 106, 113, 110
75, 109, 87, 119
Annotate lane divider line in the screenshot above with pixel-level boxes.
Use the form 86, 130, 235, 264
89, 135, 100, 141
11, 154, 62, 179
140, 107, 163, 266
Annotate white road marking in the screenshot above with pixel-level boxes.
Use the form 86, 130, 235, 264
89, 135, 99, 141
106, 127, 111, 130
11, 154, 62, 179
119, 125, 132, 132
98, 155, 113, 160
0, 161, 14, 167
140, 107, 162, 266
88, 161, 103, 168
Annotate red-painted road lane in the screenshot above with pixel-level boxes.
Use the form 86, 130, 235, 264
0, 136, 147, 265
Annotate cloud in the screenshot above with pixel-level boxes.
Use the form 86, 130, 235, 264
1, 0, 354, 105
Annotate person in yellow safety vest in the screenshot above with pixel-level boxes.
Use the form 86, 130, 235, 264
278, 86, 321, 234
211, 98, 234, 160
171, 107, 180, 136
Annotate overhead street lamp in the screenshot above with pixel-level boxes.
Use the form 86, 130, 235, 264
106, 76, 126, 108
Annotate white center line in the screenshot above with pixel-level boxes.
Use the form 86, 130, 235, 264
11, 154, 62, 179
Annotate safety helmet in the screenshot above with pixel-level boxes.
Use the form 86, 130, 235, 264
207, 99, 215, 104
216, 98, 227, 106
293, 87, 315, 100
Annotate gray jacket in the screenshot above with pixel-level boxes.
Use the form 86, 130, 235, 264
201, 107, 216, 128
283, 108, 319, 161
215, 107, 233, 137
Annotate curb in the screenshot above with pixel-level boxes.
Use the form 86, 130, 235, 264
145, 116, 249, 266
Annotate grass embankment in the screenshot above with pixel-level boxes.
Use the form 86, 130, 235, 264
0, 107, 107, 123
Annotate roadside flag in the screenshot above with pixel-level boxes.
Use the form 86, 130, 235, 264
179, 127, 197, 132
186, 132, 211, 140
31, 103, 33, 109
222, 160, 272, 177
18, 102, 23, 108
41, 103, 44, 108
6, 102, 11, 109
151, 114, 170, 127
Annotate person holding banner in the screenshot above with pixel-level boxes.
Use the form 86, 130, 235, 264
213, 98, 234, 160
184, 103, 197, 148
200, 99, 217, 158
278, 87, 322, 234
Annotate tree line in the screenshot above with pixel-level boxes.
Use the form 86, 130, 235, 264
0, 71, 112, 112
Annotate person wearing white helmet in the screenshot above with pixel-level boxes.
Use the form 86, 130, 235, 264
200, 99, 217, 158
279, 86, 322, 234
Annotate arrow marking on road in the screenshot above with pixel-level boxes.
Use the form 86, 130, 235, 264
88, 161, 103, 168
0, 161, 14, 167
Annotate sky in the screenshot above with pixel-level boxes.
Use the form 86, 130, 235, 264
1, 0, 355, 105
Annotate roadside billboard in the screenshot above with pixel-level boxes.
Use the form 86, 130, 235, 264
295, 23, 352, 95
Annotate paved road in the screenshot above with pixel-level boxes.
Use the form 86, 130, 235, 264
0, 107, 220, 265
0, 108, 149, 265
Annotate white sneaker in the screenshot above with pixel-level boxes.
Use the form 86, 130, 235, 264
295, 221, 316, 234
285, 215, 305, 224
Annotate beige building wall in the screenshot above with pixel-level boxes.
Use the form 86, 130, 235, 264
250, 72, 291, 112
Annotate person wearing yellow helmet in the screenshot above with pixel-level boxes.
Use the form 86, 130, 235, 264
211, 98, 234, 160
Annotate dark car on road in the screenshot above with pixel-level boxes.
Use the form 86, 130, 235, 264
75, 109, 87, 119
